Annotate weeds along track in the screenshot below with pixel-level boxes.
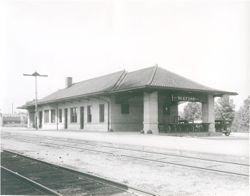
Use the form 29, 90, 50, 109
1, 165, 60, 195
1, 150, 157, 196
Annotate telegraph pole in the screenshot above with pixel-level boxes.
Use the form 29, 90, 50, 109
23, 71, 48, 130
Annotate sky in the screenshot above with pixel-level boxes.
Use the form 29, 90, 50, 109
1, 0, 249, 113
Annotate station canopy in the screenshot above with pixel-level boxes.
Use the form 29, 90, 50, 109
20, 66, 237, 108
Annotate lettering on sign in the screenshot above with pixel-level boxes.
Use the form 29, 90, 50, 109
171, 95, 200, 102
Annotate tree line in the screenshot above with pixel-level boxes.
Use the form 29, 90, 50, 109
181, 95, 249, 132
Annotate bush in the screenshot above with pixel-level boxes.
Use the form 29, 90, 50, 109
147, 130, 152, 134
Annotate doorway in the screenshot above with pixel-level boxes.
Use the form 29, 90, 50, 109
39, 111, 43, 128
64, 108, 68, 129
80, 106, 84, 129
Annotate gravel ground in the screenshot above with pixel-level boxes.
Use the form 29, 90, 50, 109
1, 129, 249, 196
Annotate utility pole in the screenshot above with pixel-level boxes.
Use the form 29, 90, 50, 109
23, 71, 48, 130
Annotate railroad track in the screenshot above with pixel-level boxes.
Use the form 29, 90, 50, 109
42, 136, 249, 166
1, 166, 59, 195
1, 150, 156, 196
2, 134, 249, 177
4, 133, 248, 165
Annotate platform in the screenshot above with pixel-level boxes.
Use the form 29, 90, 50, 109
1, 127, 249, 158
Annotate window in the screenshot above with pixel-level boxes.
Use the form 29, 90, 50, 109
44, 110, 49, 123
99, 104, 105, 122
59, 109, 62, 123
121, 103, 129, 114
51, 109, 56, 123
70, 107, 77, 123
87, 105, 92, 123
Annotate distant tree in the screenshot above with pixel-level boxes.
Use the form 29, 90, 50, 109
232, 96, 250, 132
239, 96, 250, 128
179, 110, 184, 119
214, 95, 235, 122
183, 102, 201, 122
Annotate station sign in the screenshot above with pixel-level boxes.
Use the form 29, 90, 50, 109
171, 95, 200, 102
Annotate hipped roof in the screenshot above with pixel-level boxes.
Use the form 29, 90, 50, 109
21, 66, 237, 108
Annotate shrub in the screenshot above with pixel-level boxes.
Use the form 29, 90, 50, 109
147, 130, 152, 134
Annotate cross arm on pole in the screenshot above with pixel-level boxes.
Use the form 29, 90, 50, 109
38, 74, 48, 77
23, 72, 48, 77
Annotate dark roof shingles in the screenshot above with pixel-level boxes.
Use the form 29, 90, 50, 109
113, 66, 154, 90
25, 66, 236, 107
38, 70, 124, 104
150, 66, 217, 91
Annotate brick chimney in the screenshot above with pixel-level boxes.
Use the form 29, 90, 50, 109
65, 77, 72, 88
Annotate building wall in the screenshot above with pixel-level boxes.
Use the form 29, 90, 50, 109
30, 94, 144, 132
2, 113, 28, 127
0, 113, 2, 127
158, 93, 179, 124
37, 105, 58, 130
27, 91, 217, 134
32, 92, 178, 132
36, 97, 109, 131
143, 91, 159, 133
158, 93, 167, 124
110, 94, 143, 132
28, 111, 35, 128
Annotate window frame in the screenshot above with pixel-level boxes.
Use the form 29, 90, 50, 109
44, 110, 49, 123
121, 103, 129, 114
70, 107, 78, 123
58, 109, 62, 123
87, 105, 92, 123
51, 109, 56, 123
99, 104, 105, 123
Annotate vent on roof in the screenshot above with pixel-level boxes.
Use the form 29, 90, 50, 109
65, 77, 72, 88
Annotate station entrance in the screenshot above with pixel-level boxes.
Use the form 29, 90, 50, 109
112, 90, 216, 134
159, 104, 209, 133
158, 92, 213, 133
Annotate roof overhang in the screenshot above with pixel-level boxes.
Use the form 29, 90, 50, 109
20, 85, 237, 109
20, 91, 111, 109
110, 85, 238, 96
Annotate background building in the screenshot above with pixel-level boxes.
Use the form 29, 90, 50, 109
1, 112, 28, 127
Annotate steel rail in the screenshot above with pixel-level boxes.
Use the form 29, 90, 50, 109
52, 137, 250, 166
4, 133, 248, 167
6, 137, 248, 178
3, 150, 157, 196
4, 133, 249, 167
1, 165, 62, 196
41, 141, 250, 177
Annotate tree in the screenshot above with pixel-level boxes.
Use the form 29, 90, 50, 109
183, 102, 201, 122
214, 95, 235, 122
239, 96, 250, 129
232, 96, 250, 132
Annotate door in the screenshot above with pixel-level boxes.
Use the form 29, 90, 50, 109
39, 111, 43, 128
80, 106, 84, 129
64, 108, 68, 129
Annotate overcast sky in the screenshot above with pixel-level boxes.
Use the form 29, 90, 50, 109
1, 0, 249, 113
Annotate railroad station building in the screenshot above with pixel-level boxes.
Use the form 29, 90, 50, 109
21, 66, 237, 134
